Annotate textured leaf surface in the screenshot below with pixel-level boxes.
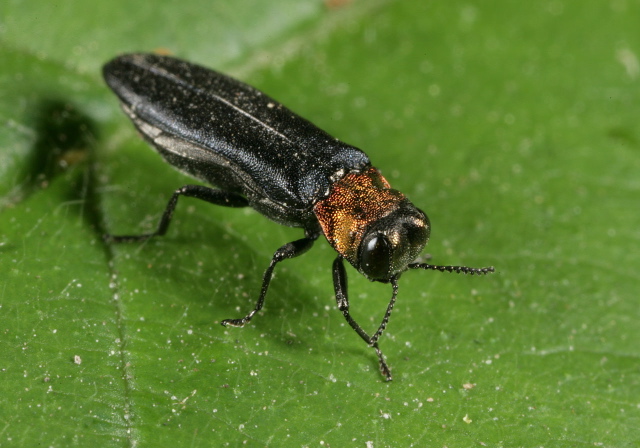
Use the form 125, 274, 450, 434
1, 1, 639, 446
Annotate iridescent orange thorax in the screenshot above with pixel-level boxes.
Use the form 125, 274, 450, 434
313, 167, 406, 264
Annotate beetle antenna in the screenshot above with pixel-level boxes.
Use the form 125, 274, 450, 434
408, 263, 494, 275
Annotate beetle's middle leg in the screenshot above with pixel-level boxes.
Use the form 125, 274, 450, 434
221, 236, 317, 327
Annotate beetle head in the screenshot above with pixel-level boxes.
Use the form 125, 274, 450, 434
357, 202, 429, 281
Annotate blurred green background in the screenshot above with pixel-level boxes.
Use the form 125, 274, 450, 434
1, 1, 639, 446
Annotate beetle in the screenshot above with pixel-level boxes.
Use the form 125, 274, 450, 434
103, 53, 494, 381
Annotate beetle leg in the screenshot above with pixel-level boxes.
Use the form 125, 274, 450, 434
104, 184, 248, 242
221, 236, 317, 327
332, 257, 395, 381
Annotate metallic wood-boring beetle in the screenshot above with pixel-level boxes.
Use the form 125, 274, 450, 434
103, 53, 494, 381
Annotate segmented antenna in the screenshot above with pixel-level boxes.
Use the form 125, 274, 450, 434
408, 263, 495, 275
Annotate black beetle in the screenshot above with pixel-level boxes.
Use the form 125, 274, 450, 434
103, 53, 494, 381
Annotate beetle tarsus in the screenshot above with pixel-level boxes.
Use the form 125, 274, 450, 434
374, 343, 393, 381
220, 317, 250, 327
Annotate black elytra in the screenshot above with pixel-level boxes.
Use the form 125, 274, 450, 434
103, 53, 494, 381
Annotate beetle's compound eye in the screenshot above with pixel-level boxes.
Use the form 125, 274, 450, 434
360, 233, 392, 281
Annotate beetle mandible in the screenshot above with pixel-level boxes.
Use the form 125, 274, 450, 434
103, 53, 494, 381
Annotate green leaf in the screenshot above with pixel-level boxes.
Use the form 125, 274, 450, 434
2, 1, 639, 446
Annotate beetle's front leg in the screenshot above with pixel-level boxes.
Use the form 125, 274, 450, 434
332, 257, 397, 381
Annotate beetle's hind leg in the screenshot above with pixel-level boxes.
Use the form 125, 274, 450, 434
104, 185, 248, 242
221, 236, 317, 327
332, 257, 398, 381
